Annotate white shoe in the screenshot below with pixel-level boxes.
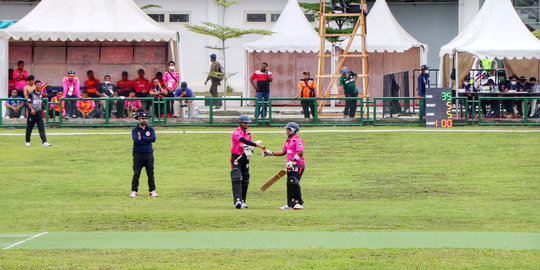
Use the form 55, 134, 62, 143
293, 204, 303, 210
241, 201, 248, 209
25, 142, 31, 147
235, 199, 242, 209
279, 205, 290, 210
129, 191, 138, 198
42, 142, 52, 147
149, 191, 160, 197
19, 115, 24, 119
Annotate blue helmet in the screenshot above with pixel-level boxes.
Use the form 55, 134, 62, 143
238, 115, 252, 123
284, 122, 299, 133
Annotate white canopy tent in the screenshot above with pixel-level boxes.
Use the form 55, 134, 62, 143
243, 0, 332, 99
439, 0, 540, 90
337, 0, 428, 97
0, 0, 180, 98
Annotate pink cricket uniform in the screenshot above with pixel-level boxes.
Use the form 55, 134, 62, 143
231, 126, 252, 155
163, 70, 180, 91
283, 133, 305, 166
62, 76, 81, 98
125, 99, 142, 109
13, 69, 29, 90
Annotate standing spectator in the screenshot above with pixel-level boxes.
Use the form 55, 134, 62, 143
229, 115, 265, 209
49, 90, 65, 118
134, 69, 151, 111
84, 70, 100, 98
8, 69, 16, 92
295, 71, 317, 118
13, 60, 29, 96
174, 81, 195, 118
5, 89, 25, 119
204, 54, 223, 109
529, 77, 540, 117
504, 74, 520, 117
76, 91, 97, 118
149, 78, 168, 117
97, 75, 117, 117
116, 71, 134, 118
516, 76, 531, 116
125, 89, 143, 118
23, 75, 36, 99
62, 70, 81, 119
339, 66, 359, 118
129, 112, 159, 198
262, 122, 305, 210
250, 62, 273, 118
461, 75, 477, 118
416, 65, 430, 118
25, 83, 51, 147
163, 61, 179, 117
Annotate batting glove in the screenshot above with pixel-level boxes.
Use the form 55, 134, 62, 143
262, 149, 273, 157
286, 161, 295, 171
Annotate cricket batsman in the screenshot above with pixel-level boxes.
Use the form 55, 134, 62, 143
230, 115, 265, 209
262, 122, 305, 210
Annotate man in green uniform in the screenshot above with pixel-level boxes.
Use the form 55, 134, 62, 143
204, 54, 223, 109
339, 66, 359, 118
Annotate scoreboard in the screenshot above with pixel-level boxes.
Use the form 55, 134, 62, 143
425, 88, 453, 128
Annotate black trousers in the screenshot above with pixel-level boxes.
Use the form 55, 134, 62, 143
25, 112, 47, 143
344, 91, 358, 117
230, 154, 250, 203
301, 99, 315, 118
286, 166, 305, 207
132, 152, 156, 192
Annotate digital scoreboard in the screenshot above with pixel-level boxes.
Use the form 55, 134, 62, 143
425, 88, 453, 128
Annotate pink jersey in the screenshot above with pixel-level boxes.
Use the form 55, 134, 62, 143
283, 133, 305, 166
62, 76, 81, 97
231, 126, 252, 155
163, 70, 180, 91
13, 69, 29, 90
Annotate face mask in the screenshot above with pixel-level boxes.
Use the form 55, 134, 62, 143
105, 81, 110, 85
169, 66, 175, 70
423, 70, 429, 74
511, 81, 517, 85
464, 82, 469, 86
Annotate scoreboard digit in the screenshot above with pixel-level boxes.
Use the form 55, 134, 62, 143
425, 88, 453, 128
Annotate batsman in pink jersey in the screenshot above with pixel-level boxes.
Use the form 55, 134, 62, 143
262, 122, 305, 210
230, 115, 265, 209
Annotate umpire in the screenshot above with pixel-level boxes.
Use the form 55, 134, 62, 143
129, 112, 159, 198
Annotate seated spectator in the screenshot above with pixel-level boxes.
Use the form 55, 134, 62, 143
23, 75, 36, 99
116, 71, 134, 118
134, 69, 151, 111
153, 71, 165, 87
13, 60, 28, 96
97, 75, 118, 117
149, 78, 168, 117
76, 90, 97, 118
49, 90, 65, 118
173, 81, 195, 118
504, 74, 520, 117
5, 89, 25, 119
124, 89, 142, 118
84, 70, 100, 98
62, 70, 81, 119
8, 68, 16, 92
461, 75, 477, 118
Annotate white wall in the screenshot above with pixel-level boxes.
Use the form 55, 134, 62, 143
0, 3, 36, 20
458, 0, 481, 33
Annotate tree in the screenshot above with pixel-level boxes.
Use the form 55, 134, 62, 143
140, 4, 162, 10
185, 0, 271, 110
299, 1, 359, 43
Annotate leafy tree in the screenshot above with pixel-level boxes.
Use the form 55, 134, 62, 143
299, 1, 360, 43
186, 0, 271, 109
140, 4, 162, 10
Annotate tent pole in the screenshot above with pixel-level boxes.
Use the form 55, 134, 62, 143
455, 51, 460, 118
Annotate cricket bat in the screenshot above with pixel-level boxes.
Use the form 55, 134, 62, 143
259, 169, 287, 191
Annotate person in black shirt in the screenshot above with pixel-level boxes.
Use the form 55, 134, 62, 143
25, 81, 51, 147
129, 112, 159, 198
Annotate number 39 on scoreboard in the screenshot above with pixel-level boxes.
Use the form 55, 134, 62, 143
425, 88, 453, 128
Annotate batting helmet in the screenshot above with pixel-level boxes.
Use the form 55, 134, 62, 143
284, 122, 300, 133
238, 115, 252, 123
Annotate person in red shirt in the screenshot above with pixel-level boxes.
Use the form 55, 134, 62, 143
8, 69, 16, 92
116, 71, 134, 118
134, 69, 151, 111
84, 70, 100, 98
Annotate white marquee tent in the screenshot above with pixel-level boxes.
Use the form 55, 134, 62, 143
337, 0, 428, 97
243, 0, 332, 99
0, 0, 179, 98
439, 0, 540, 89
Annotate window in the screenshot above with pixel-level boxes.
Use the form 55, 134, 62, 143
169, 14, 189, 23
147, 14, 164, 23
270, 14, 280, 22
246, 13, 267, 22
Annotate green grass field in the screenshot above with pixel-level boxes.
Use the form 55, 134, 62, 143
0, 127, 539, 269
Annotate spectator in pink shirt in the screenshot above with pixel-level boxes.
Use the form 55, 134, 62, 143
163, 61, 180, 116
13, 60, 29, 96
125, 89, 142, 118
62, 70, 81, 119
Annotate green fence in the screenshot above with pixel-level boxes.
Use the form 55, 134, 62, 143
1, 96, 539, 128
